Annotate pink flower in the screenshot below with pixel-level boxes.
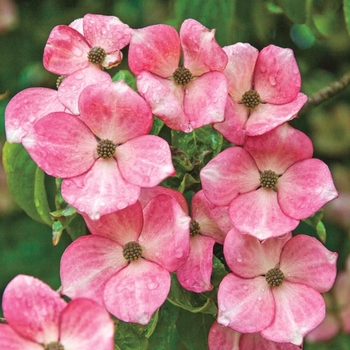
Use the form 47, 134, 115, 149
22, 80, 175, 219
200, 123, 338, 240
0, 275, 114, 350
217, 228, 337, 345
128, 19, 228, 132
60, 194, 191, 324
213, 43, 307, 145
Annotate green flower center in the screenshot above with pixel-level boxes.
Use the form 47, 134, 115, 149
260, 170, 279, 189
190, 220, 200, 236
88, 46, 107, 64
44, 342, 64, 350
97, 139, 116, 159
123, 241, 143, 262
265, 267, 285, 287
241, 89, 261, 108
172, 67, 193, 85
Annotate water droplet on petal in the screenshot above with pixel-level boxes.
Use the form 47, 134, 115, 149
147, 281, 159, 290
236, 254, 242, 263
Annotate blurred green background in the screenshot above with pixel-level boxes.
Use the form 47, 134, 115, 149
1, 0, 350, 348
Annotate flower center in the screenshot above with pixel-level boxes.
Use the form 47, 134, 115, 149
88, 46, 107, 64
44, 342, 65, 350
190, 220, 200, 236
172, 67, 193, 85
265, 267, 285, 287
97, 139, 116, 159
241, 89, 261, 108
56, 76, 65, 89
123, 241, 143, 262
259, 170, 279, 189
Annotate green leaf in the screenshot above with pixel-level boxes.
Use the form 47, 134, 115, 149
149, 117, 164, 136
344, 0, 350, 37
114, 320, 148, 350
2, 142, 52, 225
204, 256, 229, 301
178, 173, 200, 193
303, 209, 326, 243
277, 0, 307, 23
112, 70, 137, 91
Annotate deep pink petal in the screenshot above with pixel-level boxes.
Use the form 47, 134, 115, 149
61, 158, 140, 220
200, 147, 260, 206
78, 81, 152, 143
0, 325, 42, 350
180, 19, 228, 76
60, 235, 126, 304
277, 159, 338, 220
104, 259, 171, 324
128, 25, 180, 77
176, 235, 215, 292
2, 275, 66, 344
217, 274, 275, 333
208, 321, 241, 350
60, 298, 114, 350
43, 25, 91, 75
244, 123, 313, 174
139, 194, 191, 272
240, 333, 301, 350
5, 88, 65, 143
280, 235, 337, 293
229, 189, 299, 240
262, 282, 325, 345
254, 45, 301, 104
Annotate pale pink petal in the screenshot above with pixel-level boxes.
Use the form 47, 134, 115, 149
104, 259, 171, 324
244, 123, 313, 174
102, 51, 123, 69
61, 158, 140, 220
180, 19, 228, 76
176, 235, 215, 292
200, 147, 260, 206
240, 333, 301, 350
254, 45, 301, 104
246, 93, 307, 136
128, 25, 180, 77
305, 314, 340, 342
22, 112, 96, 178
0, 325, 42, 350
60, 298, 114, 350
2, 275, 66, 344
277, 159, 338, 220
116, 135, 175, 187
217, 274, 274, 333
69, 18, 83, 33
60, 235, 126, 304
208, 321, 241, 350
5, 88, 65, 143
223, 43, 259, 100
229, 189, 299, 240
78, 80, 152, 143
43, 25, 91, 75
261, 282, 325, 345
279, 235, 337, 293
139, 194, 191, 272
340, 306, 350, 333
334, 267, 350, 307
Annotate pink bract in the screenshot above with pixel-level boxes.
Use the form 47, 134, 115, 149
60, 194, 191, 324
213, 43, 307, 144
200, 123, 338, 239
128, 19, 228, 132
0, 275, 114, 350
217, 228, 337, 345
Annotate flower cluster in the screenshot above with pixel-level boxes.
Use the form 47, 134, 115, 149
3, 13, 339, 349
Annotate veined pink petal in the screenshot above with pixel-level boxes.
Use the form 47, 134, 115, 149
240, 332, 301, 350
139, 194, 191, 272
5, 88, 65, 143
2, 275, 66, 344
200, 147, 260, 206
0, 325, 42, 350
116, 135, 175, 187
104, 259, 171, 324
43, 25, 91, 75
223, 43, 259, 101
61, 158, 140, 220
60, 298, 114, 350
78, 80, 152, 143
246, 93, 307, 136
244, 123, 313, 174
208, 321, 241, 350
254, 45, 301, 104
176, 235, 215, 292
217, 274, 274, 333
261, 282, 325, 345
22, 112, 96, 178
229, 189, 299, 240
180, 19, 228, 76
280, 235, 337, 293
128, 25, 180, 77
60, 235, 127, 304
277, 158, 338, 220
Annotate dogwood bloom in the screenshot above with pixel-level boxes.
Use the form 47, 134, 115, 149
22, 80, 175, 219
60, 194, 191, 324
217, 228, 337, 345
214, 43, 307, 144
128, 19, 228, 132
200, 123, 338, 239
0, 275, 114, 350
